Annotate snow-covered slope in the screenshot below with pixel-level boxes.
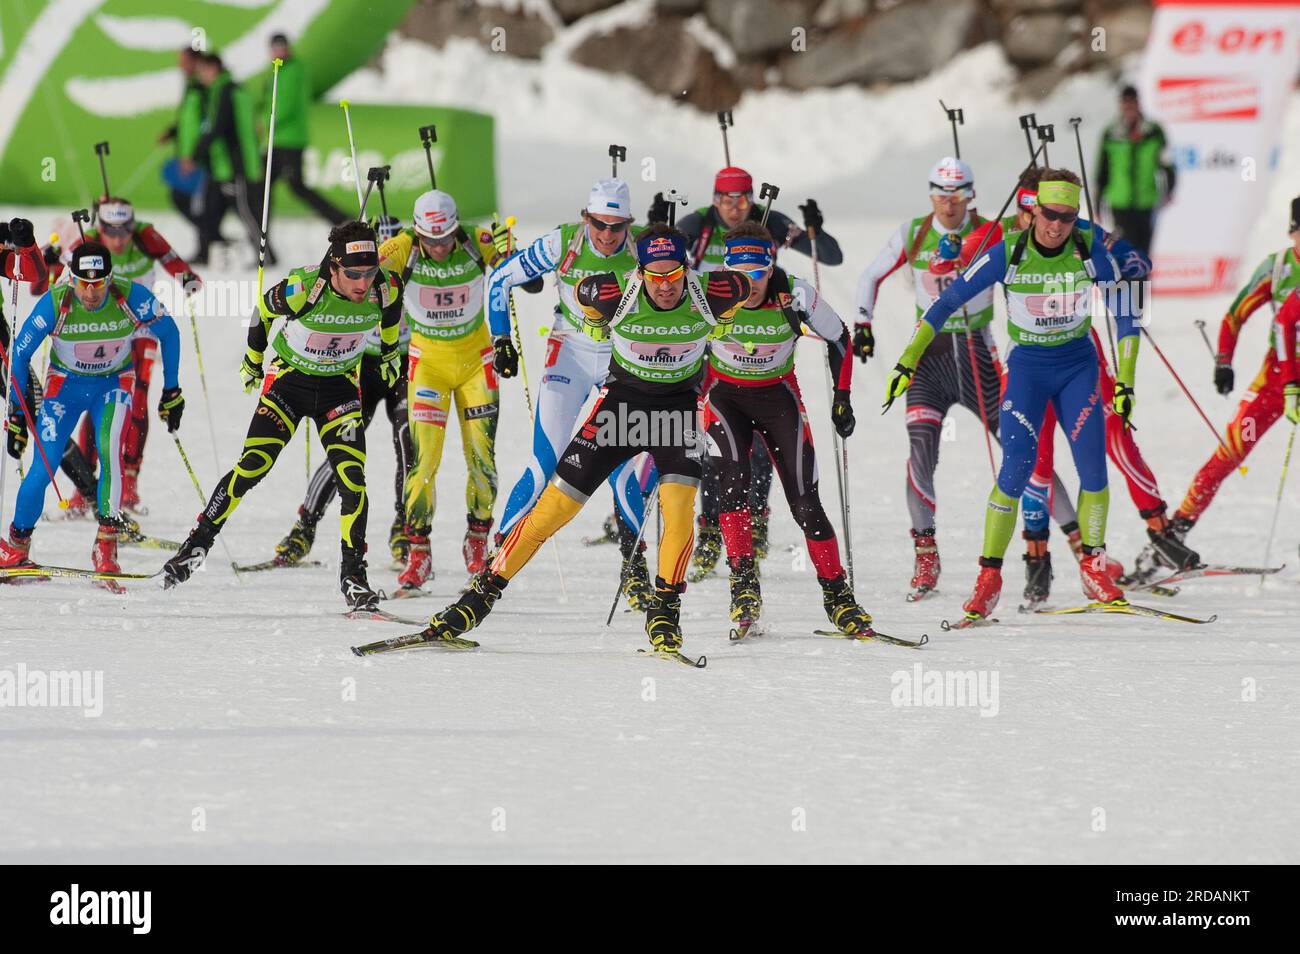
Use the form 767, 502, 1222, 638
1, 38, 1297, 863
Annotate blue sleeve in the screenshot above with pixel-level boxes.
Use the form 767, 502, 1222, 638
1081, 218, 1150, 280
919, 242, 1008, 332
486, 232, 561, 337
10, 293, 55, 409
128, 284, 181, 390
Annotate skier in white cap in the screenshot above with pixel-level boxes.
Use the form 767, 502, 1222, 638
483, 176, 660, 612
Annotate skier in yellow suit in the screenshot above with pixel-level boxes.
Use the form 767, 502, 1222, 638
380, 190, 514, 593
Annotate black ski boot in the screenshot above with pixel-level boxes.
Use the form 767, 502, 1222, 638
162, 517, 218, 589
426, 571, 508, 639
1022, 529, 1053, 604
728, 555, 762, 623
645, 578, 685, 653
617, 516, 654, 611
687, 514, 722, 582
1149, 512, 1200, 571
275, 507, 317, 567
339, 545, 380, 611
820, 573, 873, 636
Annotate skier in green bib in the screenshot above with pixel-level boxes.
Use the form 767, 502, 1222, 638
162, 222, 404, 611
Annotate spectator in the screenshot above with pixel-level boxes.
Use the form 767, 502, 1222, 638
186, 52, 267, 265
258, 33, 349, 237
1096, 85, 1175, 256
160, 46, 209, 245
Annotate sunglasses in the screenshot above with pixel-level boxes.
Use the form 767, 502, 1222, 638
340, 266, 379, 281
929, 186, 973, 199
99, 224, 134, 238
716, 192, 750, 203
587, 218, 629, 233
641, 264, 685, 285
73, 275, 109, 289
726, 263, 772, 279
1038, 206, 1079, 224
420, 232, 457, 247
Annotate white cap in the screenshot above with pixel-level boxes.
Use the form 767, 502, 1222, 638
928, 156, 974, 192
413, 190, 459, 239
98, 199, 135, 228
587, 177, 632, 219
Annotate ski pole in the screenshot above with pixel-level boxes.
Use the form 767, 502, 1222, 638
759, 182, 779, 227
184, 294, 222, 468
1193, 319, 1218, 362
92, 141, 111, 222
419, 125, 438, 189
1036, 122, 1054, 168
717, 111, 733, 166
1142, 326, 1247, 475
172, 432, 243, 577
940, 101, 963, 158
1070, 116, 1119, 374
339, 99, 367, 216
1, 273, 21, 527
609, 143, 625, 178
0, 337, 69, 510
803, 202, 854, 590
256, 58, 282, 315
1260, 421, 1295, 585
959, 140, 1047, 277
607, 483, 658, 625
370, 164, 391, 220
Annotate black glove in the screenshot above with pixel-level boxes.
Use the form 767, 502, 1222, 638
799, 199, 823, 233
180, 270, 202, 295
521, 276, 545, 294
8, 218, 35, 247
851, 322, 874, 363
1214, 361, 1233, 395
43, 243, 61, 266
647, 192, 671, 225
158, 387, 185, 432
493, 336, 519, 378
831, 388, 855, 438
6, 409, 27, 460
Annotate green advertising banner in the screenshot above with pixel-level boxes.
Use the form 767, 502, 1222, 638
0, 0, 497, 221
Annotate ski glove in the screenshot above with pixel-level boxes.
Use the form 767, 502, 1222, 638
1285, 382, 1300, 425
851, 323, 874, 363
1112, 383, 1136, 426
158, 387, 185, 432
882, 365, 914, 413
708, 314, 735, 342
490, 220, 513, 256
5, 409, 26, 460
831, 388, 855, 438
1113, 333, 1140, 428
576, 272, 622, 341
240, 350, 264, 393
1214, 360, 1234, 395
799, 199, 823, 233
647, 192, 671, 225
883, 321, 936, 412
180, 271, 203, 296
492, 335, 519, 378
379, 345, 402, 388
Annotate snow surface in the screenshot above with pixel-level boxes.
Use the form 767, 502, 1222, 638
2, 37, 1298, 863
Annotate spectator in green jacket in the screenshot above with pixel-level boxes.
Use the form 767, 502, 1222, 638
160, 46, 207, 242
186, 51, 267, 265
1096, 85, 1176, 256
258, 33, 349, 239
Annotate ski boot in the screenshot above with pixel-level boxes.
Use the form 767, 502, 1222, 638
1022, 530, 1052, 605
162, 517, 218, 588
1079, 546, 1124, 603
728, 555, 762, 623
397, 529, 433, 594
463, 516, 492, 576
586, 511, 620, 546
389, 512, 410, 565
92, 520, 124, 593
1066, 520, 1125, 581
425, 571, 508, 640
274, 507, 317, 567
645, 578, 685, 653
120, 466, 147, 515
620, 544, 655, 612
63, 491, 92, 520
1146, 510, 1200, 572
688, 514, 722, 581
751, 507, 771, 562
0, 527, 35, 570
907, 527, 940, 600
959, 558, 1003, 625
820, 573, 873, 636
340, 545, 380, 612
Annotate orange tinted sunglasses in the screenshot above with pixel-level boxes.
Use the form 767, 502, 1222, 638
641, 264, 685, 285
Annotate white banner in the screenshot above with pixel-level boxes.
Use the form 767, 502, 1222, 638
1139, 0, 1300, 294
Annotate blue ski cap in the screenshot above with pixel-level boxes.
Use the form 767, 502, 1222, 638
723, 234, 774, 270
587, 177, 632, 219
636, 230, 687, 266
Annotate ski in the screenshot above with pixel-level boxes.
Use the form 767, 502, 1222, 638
352, 629, 479, 656
232, 558, 324, 573
1141, 564, 1283, 588
637, 648, 707, 668
814, 628, 929, 648
1033, 600, 1216, 624
940, 615, 998, 631
385, 585, 430, 601
0, 563, 160, 582
905, 586, 937, 603
118, 530, 182, 551
343, 607, 428, 627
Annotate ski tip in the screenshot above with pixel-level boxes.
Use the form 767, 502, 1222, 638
694, 654, 708, 668
350, 646, 364, 657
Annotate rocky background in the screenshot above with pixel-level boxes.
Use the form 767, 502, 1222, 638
398, 0, 1152, 110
